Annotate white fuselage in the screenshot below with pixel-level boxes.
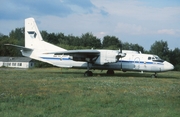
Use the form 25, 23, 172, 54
27, 50, 174, 73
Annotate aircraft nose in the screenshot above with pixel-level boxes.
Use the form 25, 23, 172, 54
163, 61, 174, 71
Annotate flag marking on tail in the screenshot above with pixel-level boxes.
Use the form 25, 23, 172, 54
28, 31, 37, 39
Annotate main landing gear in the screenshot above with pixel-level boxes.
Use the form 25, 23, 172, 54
84, 71, 93, 76
151, 72, 157, 78
84, 62, 116, 76
84, 62, 93, 77
106, 70, 114, 75
84, 70, 115, 76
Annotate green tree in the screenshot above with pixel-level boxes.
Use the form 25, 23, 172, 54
57, 33, 67, 45
0, 28, 25, 56
102, 35, 121, 49
80, 32, 101, 49
46, 33, 59, 44
9, 27, 24, 46
67, 34, 80, 46
41, 30, 49, 42
150, 40, 169, 61
122, 42, 144, 53
169, 48, 180, 70
0, 35, 22, 56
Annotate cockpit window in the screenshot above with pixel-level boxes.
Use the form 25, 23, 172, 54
155, 56, 161, 60
153, 56, 164, 62
148, 56, 164, 62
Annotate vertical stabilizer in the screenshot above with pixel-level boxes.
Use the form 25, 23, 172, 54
25, 18, 43, 48
25, 18, 66, 51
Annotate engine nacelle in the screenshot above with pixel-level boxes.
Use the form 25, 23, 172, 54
94, 50, 119, 65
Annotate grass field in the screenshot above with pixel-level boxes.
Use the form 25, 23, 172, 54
0, 68, 180, 117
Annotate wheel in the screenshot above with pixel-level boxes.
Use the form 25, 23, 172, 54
151, 74, 157, 78
106, 70, 114, 75
84, 71, 93, 77
151, 74, 155, 78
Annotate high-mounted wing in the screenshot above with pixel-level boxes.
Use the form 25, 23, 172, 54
46, 50, 100, 63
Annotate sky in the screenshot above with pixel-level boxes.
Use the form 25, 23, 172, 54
0, 0, 180, 50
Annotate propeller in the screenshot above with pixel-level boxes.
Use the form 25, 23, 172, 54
116, 44, 126, 70
120, 44, 123, 70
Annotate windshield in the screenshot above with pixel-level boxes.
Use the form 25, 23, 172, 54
154, 56, 161, 60
148, 56, 164, 62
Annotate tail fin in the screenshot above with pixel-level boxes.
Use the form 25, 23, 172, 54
25, 18, 66, 52
25, 18, 43, 48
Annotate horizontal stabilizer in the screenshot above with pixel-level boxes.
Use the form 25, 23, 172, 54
4, 44, 33, 51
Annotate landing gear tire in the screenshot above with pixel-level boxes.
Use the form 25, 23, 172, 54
151, 73, 157, 78
151, 74, 156, 78
106, 70, 114, 75
84, 71, 93, 77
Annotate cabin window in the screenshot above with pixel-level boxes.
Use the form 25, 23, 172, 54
148, 57, 151, 60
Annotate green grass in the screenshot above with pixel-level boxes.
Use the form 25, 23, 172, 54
0, 68, 180, 117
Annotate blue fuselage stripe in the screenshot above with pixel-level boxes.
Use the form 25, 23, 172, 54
41, 57, 163, 65
40, 57, 70, 60
118, 60, 164, 65
118, 60, 153, 64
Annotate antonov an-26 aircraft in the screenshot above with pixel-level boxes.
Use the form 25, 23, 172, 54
6, 18, 174, 77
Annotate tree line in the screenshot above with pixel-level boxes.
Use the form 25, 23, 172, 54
0, 27, 180, 70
